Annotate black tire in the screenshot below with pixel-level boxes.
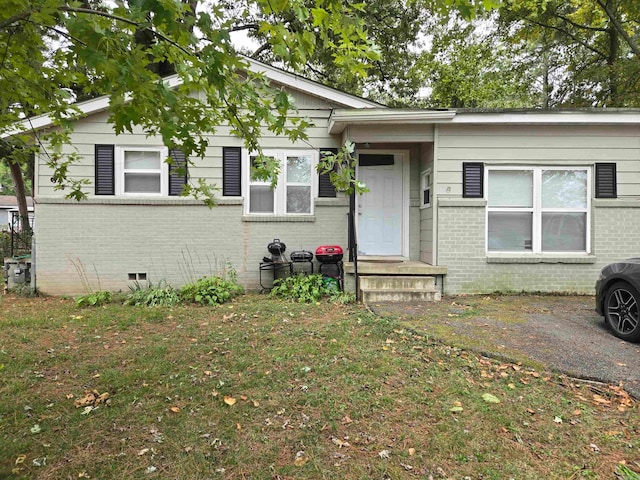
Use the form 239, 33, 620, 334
604, 281, 640, 342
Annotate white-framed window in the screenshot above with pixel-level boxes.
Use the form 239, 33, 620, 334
486, 166, 590, 253
245, 149, 317, 215
115, 146, 169, 196
421, 169, 432, 208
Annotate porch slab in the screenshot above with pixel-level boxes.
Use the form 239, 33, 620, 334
344, 259, 447, 276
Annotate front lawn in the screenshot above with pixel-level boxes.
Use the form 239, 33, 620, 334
0, 294, 637, 479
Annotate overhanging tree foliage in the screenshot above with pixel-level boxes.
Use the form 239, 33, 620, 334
1, 0, 384, 212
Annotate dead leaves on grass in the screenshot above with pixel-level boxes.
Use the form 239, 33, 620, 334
73, 390, 110, 409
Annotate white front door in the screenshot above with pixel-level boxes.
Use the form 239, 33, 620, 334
357, 152, 405, 256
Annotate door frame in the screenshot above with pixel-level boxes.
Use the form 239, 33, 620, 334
355, 149, 410, 258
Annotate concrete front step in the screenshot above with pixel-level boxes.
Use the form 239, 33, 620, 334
359, 275, 436, 291
362, 289, 441, 303
344, 260, 447, 276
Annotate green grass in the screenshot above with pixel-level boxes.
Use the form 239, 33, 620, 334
0, 294, 638, 479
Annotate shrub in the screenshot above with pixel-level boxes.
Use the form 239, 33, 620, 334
124, 281, 181, 307
180, 276, 243, 306
75, 290, 112, 307
270, 274, 332, 303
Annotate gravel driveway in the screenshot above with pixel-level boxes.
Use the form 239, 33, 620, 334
370, 295, 640, 399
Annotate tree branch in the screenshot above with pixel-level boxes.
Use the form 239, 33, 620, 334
595, 0, 640, 59
58, 6, 194, 57
556, 14, 608, 32
525, 18, 608, 59
230, 23, 259, 32
0, 11, 32, 30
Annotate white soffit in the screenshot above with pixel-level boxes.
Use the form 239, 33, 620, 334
328, 109, 456, 134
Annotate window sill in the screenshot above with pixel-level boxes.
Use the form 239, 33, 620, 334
242, 215, 316, 223
487, 254, 597, 264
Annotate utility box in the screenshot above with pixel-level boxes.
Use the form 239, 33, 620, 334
3, 258, 31, 290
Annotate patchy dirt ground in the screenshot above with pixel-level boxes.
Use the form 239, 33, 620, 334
371, 295, 640, 399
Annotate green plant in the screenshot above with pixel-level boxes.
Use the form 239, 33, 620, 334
329, 290, 356, 304
124, 281, 181, 307
617, 465, 640, 480
8, 283, 38, 297
270, 274, 332, 303
180, 276, 243, 306
75, 290, 111, 307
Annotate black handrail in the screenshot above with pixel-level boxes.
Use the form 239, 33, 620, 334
348, 190, 359, 301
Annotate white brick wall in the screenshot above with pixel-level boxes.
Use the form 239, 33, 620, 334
34, 199, 348, 294
437, 200, 640, 294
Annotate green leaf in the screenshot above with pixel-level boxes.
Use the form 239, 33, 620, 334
482, 393, 501, 404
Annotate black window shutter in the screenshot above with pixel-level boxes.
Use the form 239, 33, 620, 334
463, 162, 484, 198
168, 148, 188, 196
223, 147, 242, 196
595, 163, 617, 198
318, 148, 338, 198
95, 144, 114, 195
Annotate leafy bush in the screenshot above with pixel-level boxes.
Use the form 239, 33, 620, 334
180, 276, 243, 306
270, 274, 333, 303
124, 281, 181, 307
75, 290, 112, 307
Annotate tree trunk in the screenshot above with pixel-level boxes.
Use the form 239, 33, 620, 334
8, 160, 31, 234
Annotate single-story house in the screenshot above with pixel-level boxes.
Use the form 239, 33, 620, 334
8, 58, 640, 299
0, 195, 34, 231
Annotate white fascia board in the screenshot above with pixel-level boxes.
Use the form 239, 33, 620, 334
328, 108, 456, 134
450, 111, 640, 125
243, 57, 380, 109
3, 74, 183, 139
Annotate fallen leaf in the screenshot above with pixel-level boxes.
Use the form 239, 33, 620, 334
138, 448, 149, 456
169, 406, 180, 413
294, 451, 308, 467
30, 424, 41, 434
224, 396, 236, 406
554, 416, 563, 424
482, 393, 501, 404
252, 400, 260, 407
450, 406, 464, 413
408, 448, 415, 456
331, 437, 351, 448
378, 449, 391, 459
15, 455, 26, 465
342, 415, 353, 425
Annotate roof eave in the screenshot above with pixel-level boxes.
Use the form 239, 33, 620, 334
328, 109, 457, 134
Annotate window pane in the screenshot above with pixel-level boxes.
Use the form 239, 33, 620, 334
542, 213, 586, 251
542, 170, 587, 208
287, 186, 311, 213
124, 173, 161, 193
250, 185, 274, 213
488, 212, 533, 251
287, 155, 311, 183
488, 170, 533, 207
125, 151, 161, 170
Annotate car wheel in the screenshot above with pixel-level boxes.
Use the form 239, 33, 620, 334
604, 281, 640, 342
